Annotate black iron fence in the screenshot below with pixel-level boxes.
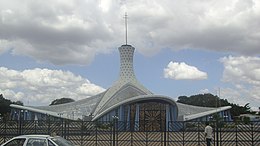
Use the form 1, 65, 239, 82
0, 120, 259, 146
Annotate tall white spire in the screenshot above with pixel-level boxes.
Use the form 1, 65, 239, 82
92, 13, 152, 118
124, 12, 128, 45
118, 45, 136, 81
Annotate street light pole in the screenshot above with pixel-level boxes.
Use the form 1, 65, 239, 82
112, 115, 119, 146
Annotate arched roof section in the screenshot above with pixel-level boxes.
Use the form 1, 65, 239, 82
182, 105, 231, 121
10, 91, 106, 120
11, 104, 60, 118
92, 94, 178, 121
93, 82, 151, 116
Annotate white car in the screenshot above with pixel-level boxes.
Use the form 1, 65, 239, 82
1, 135, 75, 146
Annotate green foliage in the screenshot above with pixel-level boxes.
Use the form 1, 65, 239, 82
13, 100, 24, 106
243, 116, 250, 124
0, 94, 25, 120
0, 94, 12, 120
95, 121, 112, 130
177, 93, 253, 119
178, 94, 219, 107
212, 113, 221, 121
50, 98, 75, 106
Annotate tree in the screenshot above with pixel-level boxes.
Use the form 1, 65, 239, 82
50, 98, 75, 106
177, 93, 254, 119
13, 100, 24, 106
177, 93, 221, 107
0, 94, 12, 120
242, 103, 251, 114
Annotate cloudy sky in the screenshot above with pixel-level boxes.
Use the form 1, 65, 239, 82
0, 0, 259, 110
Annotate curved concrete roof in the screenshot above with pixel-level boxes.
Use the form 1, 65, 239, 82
92, 94, 179, 121
176, 102, 231, 121
11, 92, 105, 119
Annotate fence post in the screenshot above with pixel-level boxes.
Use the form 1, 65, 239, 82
63, 119, 66, 138
81, 120, 83, 146
216, 121, 219, 146
198, 122, 200, 146
19, 114, 22, 135
95, 122, 97, 146
112, 116, 118, 146
4, 119, 7, 142
251, 122, 253, 146
113, 121, 116, 146
34, 120, 37, 134
48, 115, 50, 135
60, 119, 63, 137
235, 122, 238, 146
164, 122, 167, 146
219, 121, 222, 146
130, 121, 133, 146
183, 122, 185, 146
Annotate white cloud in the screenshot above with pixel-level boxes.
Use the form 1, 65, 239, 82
0, 0, 260, 65
220, 56, 260, 110
199, 89, 210, 94
128, 0, 260, 55
220, 56, 260, 85
0, 67, 105, 105
164, 61, 207, 80
0, 0, 119, 65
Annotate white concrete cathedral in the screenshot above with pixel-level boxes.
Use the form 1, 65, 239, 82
11, 44, 231, 130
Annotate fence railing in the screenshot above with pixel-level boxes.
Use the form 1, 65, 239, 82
0, 120, 259, 146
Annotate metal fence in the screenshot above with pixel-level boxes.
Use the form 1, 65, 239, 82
0, 120, 259, 146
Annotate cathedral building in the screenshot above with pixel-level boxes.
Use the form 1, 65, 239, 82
11, 44, 231, 131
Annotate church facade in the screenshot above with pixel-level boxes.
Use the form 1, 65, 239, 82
10, 44, 232, 131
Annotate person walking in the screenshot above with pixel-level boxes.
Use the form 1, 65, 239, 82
204, 122, 213, 146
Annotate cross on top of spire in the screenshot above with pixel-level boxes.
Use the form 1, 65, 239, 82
124, 12, 128, 45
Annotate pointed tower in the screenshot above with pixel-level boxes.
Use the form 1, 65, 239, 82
93, 45, 152, 119
92, 13, 153, 119
118, 45, 136, 82
92, 44, 152, 119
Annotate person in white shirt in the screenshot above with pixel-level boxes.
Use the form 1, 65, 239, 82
204, 122, 213, 146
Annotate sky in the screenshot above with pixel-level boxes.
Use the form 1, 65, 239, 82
0, 0, 259, 111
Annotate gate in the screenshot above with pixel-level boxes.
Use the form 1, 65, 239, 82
1, 120, 259, 146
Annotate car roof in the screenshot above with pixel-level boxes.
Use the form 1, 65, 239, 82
15, 135, 52, 138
